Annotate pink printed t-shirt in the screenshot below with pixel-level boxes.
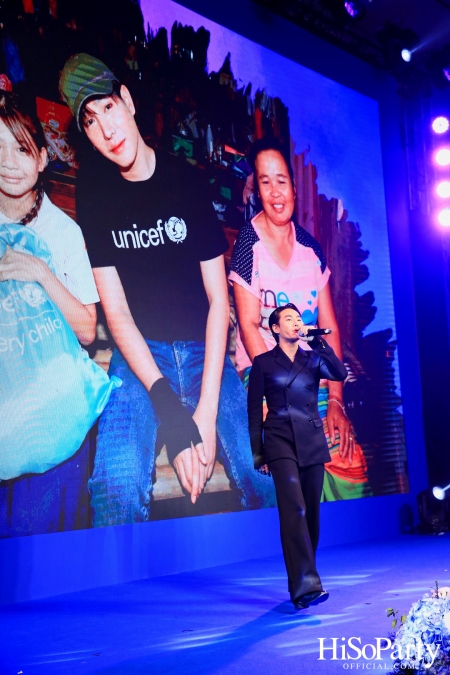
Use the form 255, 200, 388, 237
229, 217, 331, 371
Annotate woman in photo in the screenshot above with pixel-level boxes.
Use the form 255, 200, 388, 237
230, 136, 371, 501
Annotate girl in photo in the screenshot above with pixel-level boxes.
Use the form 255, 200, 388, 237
0, 83, 101, 537
0, 87, 99, 340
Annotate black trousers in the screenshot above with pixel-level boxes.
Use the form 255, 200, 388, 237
269, 457, 325, 602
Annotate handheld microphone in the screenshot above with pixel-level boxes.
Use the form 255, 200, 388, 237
299, 328, 332, 337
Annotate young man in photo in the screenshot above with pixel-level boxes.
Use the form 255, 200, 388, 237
59, 53, 275, 526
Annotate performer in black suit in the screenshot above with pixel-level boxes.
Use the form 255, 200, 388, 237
247, 303, 348, 609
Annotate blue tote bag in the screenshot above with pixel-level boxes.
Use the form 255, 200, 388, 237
0, 223, 120, 480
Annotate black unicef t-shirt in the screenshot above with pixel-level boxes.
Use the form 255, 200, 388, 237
77, 150, 228, 342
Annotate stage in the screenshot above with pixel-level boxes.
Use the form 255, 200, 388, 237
1, 534, 448, 674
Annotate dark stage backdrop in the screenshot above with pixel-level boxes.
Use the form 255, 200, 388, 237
0, 0, 408, 539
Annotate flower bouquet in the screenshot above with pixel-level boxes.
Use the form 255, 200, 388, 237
387, 583, 450, 674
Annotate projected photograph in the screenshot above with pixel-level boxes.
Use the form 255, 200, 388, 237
0, 0, 408, 538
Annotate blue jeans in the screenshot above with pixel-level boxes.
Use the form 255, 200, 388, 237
0, 433, 93, 538
89, 341, 276, 526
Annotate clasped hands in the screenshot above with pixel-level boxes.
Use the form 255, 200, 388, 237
172, 405, 216, 504
148, 378, 216, 504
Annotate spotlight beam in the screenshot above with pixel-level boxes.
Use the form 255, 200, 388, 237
436, 148, 450, 166
433, 484, 450, 500
432, 117, 450, 134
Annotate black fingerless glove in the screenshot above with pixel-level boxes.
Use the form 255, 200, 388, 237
148, 378, 203, 464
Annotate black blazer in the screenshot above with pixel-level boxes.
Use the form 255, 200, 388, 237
247, 339, 347, 469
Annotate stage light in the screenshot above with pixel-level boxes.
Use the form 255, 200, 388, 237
435, 148, 450, 166
343, 0, 366, 20
437, 181, 450, 198
376, 24, 419, 74
344, 2, 357, 18
425, 44, 450, 88
438, 208, 450, 227
417, 489, 450, 534
433, 485, 449, 501
401, 49, 412, 63
322, 0, 366, 25
432, 117, 450, 134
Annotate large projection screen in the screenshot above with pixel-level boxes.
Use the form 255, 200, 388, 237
0, 0, 408, 538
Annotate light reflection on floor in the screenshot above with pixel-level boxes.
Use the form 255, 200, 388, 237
1, 535, 449, 674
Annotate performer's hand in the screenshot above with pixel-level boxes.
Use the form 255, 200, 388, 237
173, 441, 208, 504
257, 464, 271, 476
298, 320, 315, 343
327, 400, 355, 464
193, 405, 217, 481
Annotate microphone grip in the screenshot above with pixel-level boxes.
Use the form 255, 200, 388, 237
299, 328, 332, 337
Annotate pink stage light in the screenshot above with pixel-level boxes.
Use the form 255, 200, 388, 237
438, 208, 450, 227
435, 148, 450, 166
432, 117, 450, 134
437, 181, 450, 198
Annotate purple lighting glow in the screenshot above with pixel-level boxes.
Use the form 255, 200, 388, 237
344, 2, 358, 18
437, 181, 450, 198
443, 69, 450, 82
435, 148, 450, 166
432, 117, 450, 134
438, 208, 450, 227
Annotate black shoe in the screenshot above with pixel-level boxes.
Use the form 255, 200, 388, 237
295, 590, 329, 609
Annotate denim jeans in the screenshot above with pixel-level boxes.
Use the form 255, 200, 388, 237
89, 341, 276, 526
0, 433, 93, 538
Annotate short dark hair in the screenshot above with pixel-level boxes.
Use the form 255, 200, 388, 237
79, 80, 123, 129
269, 303, 301, 343
249, 135, 294, 187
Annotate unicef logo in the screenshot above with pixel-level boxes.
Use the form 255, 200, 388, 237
165, 217, 187, 244
19, 284, 46, 308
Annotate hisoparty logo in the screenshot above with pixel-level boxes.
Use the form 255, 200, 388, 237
111, 217, 187, 250
318, 637, 441, 670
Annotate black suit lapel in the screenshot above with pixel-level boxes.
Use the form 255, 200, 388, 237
274, 345, 292, 372
286, 348, 309, 387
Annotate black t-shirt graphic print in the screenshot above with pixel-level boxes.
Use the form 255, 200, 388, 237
77, 150, 228, 342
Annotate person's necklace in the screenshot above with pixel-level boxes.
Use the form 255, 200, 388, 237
20, 188, 44, 226
283, 346, 298, 362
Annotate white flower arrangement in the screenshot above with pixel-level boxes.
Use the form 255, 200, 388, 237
387, 583, 450, 674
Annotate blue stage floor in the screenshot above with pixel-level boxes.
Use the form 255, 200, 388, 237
1, 534, 449, 675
